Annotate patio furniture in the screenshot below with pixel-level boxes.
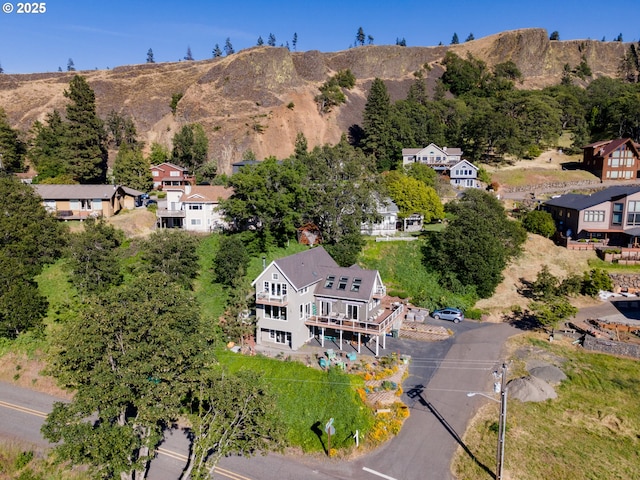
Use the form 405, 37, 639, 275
347, 352, 357, 362
326, 349, 336, 360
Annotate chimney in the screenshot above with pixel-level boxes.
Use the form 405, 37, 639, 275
185, 184, 191, 194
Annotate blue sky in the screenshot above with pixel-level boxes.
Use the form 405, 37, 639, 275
0, 0, 637, 74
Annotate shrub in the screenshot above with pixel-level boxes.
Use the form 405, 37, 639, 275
14, 451, 34, 470
464, 308, 485, 320
522, 210, 556, 238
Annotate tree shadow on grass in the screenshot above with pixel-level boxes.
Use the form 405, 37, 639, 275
311, 421, 327, 455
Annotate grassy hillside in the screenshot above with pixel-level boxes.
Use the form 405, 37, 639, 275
454, 333, 640, 479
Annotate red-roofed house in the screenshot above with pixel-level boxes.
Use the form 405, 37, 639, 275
582, 138, 640, 181
150, 162, 196, 190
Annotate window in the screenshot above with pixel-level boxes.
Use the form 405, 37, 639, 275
337, 276, 348, 290
152, 171, 159, 177
263, 281, 269, 293
583, 210, 604, 223
264, 305, 287, 320
268, 329, 290, 345
188, 204, 203, 210
627, 201, 640, 225
170, 171, 180, 177
324, 275, 335, 288
347, 304, 359, 320
272, 273, 279, 280
190, 219, 202, 225
300, 286, 308, 294
351, 278, 362, 292
612, 203, 624, 226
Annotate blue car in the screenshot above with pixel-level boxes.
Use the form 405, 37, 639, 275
431, 308, 464, 323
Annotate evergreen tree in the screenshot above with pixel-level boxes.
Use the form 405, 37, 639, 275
367, 35, 374, 45
148, 142, 170, 165
146, 48, 155, 63
550, 31, 560, 41
267, 33, 276, 47
362, 78, 394, 171
292, 32, 298, 51
257, 36, 264, 46
212, 44, 223, 58
28, 110, 68, 181
616, 33, 623, 42
0, 108, 27, 172
213, 235, 250, 287
63, 75, 108, 183
184, 46, 194, 61
396, 38, 407, 46
138, 230, 200, 289
67, 58, 75, 71
0, 62, 3, 74
451, 33, 459, 44
465, 33, 475, 42
112, 142, 153, 192
356, 27, 365, 46
224, 38, 235, 56
172, 123, 208, 171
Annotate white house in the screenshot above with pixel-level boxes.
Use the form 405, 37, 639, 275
252, 247, 404, 354
402, 144, 463, 170
361, 198, 399, 236
449, 160, 480, 189
157, 185, 233, 231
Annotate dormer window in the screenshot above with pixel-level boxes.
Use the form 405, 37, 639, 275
351, 278, 362, 292
324, 275, 335, 288
338, 276, 348, 290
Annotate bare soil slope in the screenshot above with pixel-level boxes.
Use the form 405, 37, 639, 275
0, 29, 630, 174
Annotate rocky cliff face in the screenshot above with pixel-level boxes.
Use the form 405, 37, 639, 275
0, 28, 630, 174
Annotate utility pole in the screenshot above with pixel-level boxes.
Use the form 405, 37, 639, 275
495, 363, 508, 480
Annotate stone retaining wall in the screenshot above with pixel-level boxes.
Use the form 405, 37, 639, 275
583, 335, 640, 359
501, 179, 600, 193
609, 273, 640, 293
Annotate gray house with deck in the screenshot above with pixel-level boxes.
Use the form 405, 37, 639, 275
252, 247, 404, 354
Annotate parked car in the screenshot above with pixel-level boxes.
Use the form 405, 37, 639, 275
431, 307, 464, 323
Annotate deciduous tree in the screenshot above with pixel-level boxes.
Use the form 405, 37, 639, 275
172, 123, 209, 170
212, 235, 249, 288
112, 142, 153, 192
424, 189, 526, 297
67, 217, 124, 296
181, 369, 285, 479
42, 272, 202, 480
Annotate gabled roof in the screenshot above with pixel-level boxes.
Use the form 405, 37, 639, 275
150, 162, 188, 172
582, 138, 640, 158
121, 186, 146, 197
32, 184, 124, 200
179, 186, 234, 203
402, 144, 463, 157
544, 185, 640, 210
451, 159, 478, 171
313, 265, 380, 302
270, 246, 338, 290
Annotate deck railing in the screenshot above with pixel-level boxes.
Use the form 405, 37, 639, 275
305, 304, 404, 335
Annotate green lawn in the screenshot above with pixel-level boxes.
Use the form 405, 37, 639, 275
359, 239, 477, 310
217, 349, 373, 451
454, 334, 640, 480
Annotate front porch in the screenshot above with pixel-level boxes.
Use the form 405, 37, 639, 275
304, 298, 405, 356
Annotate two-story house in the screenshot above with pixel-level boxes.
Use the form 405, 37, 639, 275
361, 198, 399, 236
402, 144, 463, 170
449, 159, 480, 189
157, 185, 233, 231
582, 138, 640, 181
150, 162, 196, 190
252, 247, 404, 355
543, 185, 640, 246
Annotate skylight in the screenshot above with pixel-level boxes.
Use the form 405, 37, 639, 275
351, 278, 362, 292
337, 276, 348, 290
324, 275, 335, 288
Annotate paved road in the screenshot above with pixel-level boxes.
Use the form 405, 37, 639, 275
0, 320, 517, 480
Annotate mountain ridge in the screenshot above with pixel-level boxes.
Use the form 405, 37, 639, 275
0, 28, 631, 174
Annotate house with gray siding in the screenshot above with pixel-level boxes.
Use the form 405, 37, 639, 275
252, 247, 404, 354
449, 160, 480, 189
543, 185, 640, 246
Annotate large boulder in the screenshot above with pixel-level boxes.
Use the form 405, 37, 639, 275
507, 376, 557, 402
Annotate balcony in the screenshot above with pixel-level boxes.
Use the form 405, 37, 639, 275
305, 302, 404, 336
256, 291, 288, 306
156, 209, 186, 218
373, 285, 387, 298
